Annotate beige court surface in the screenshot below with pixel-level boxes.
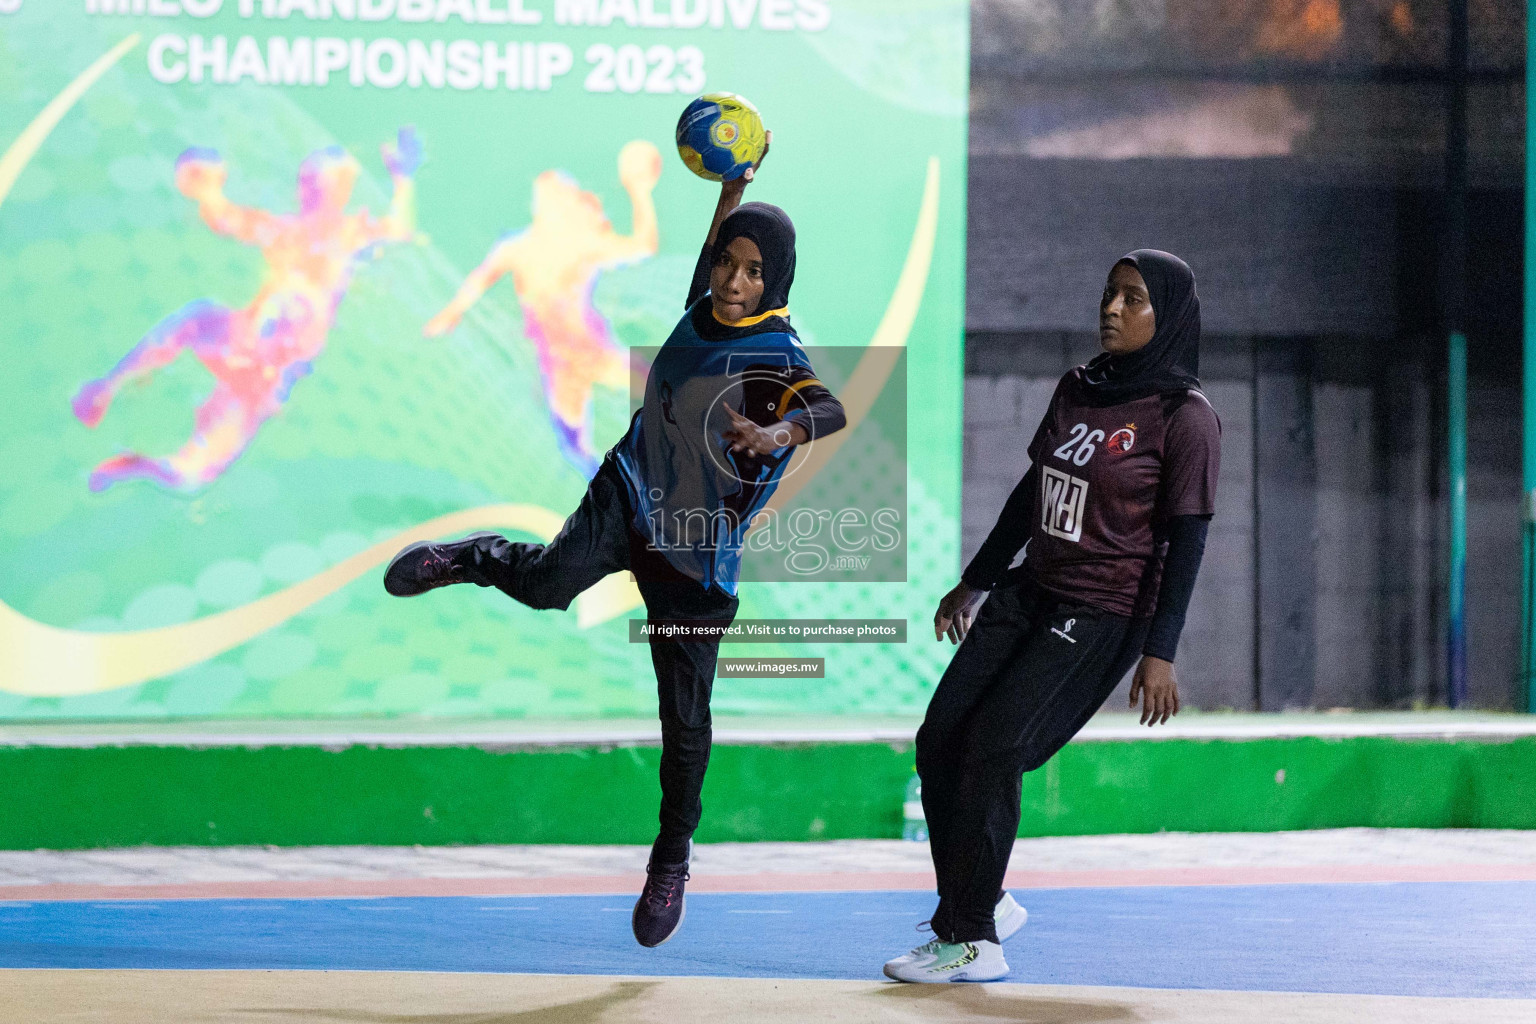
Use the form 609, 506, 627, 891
6, 970, 1535, 1024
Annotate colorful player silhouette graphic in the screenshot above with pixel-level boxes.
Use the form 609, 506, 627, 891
72, 129, 423, 492
423, 140, 661, 478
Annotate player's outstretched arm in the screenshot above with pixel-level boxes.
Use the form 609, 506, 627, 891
423, 242, 511, 337
707, 129, 769, 246
377, 127, 422, 241
174, 149, 279, 246
597, 140, 662, 269
686, 131, 771, 309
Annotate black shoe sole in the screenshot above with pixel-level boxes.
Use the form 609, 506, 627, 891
632, 896, 686, 948
382, 531, 499, 597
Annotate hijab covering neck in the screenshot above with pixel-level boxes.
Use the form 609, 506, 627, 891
1080, 249, 1202, 406
691, 201, 797, 342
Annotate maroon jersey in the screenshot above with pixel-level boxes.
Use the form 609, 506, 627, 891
1022, 368, 1220, 616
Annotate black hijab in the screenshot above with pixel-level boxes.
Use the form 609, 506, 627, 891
1080, 249, 1202, 405
691, 201, 798, 342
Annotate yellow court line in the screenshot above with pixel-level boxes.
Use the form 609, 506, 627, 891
0, 158, 940, 695
0, 34, 140, 213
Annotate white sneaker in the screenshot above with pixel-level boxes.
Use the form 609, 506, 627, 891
883, 939, 1010, 983
995, 891, 1028, 942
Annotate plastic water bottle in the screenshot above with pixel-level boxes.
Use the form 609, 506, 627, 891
902, 771, 927, 841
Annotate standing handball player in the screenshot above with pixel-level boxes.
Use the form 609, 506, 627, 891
384, 138, 846, 948
885, 250, 1220, 982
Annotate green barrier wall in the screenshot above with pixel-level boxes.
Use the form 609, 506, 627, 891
18, 735, 1536, 849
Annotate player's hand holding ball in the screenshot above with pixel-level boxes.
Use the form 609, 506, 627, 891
724, 129, 770, 198
675, 92, 770, 196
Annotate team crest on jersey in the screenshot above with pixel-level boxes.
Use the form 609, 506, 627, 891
1107, 424, 1136, 455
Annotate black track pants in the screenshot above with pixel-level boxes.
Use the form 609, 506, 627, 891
916, 570, 1147, 943
461, 454, 739, 859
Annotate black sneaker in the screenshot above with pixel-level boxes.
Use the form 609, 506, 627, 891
632, 844, 691, 948
382, 532, 496, 597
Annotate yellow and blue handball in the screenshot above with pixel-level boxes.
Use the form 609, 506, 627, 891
675, 93, 766, 182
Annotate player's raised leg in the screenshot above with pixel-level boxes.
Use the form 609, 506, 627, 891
73, 299, 229, 429
383, 453, 633, 606
88, 381, 262, 492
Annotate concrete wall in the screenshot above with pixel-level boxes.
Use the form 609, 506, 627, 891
960, 157, 1523, 710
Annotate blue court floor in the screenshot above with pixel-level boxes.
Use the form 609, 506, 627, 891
3, 881, 1534, 999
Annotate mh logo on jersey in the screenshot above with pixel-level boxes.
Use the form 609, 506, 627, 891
1041, 465, 1088, 542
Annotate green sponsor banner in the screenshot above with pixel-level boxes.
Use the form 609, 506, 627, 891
0, 0, 967, 721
